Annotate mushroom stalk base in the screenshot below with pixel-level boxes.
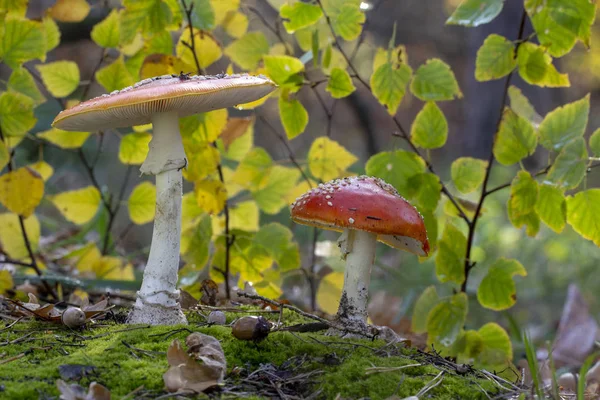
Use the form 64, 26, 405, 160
328, 229, 376, 337
128, 112, 187, 325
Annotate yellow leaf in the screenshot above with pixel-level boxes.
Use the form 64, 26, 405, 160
0, 213, 40, 260
182, 144, 220, 182
0, 141, 9, 170
119, 132, 151, 165
38, 128, 90, 149
140, 54, 193, 80
50, 186, 101, 225
284, 179, 317, 204
50, 0, 90, 22
26, 161, 54, 181
181, 191, 205, 232
96, 257, 134, 280
317, 271, 344, 315
128, 181, 156, 225
212, 200, 259, 237
176, 28, 222, 70
195, 179, 227, 214
180, 109, 228, 146
223, 11, 248, 38
222, 167, 244, 198
308, 137, 358, 181
0, 167, 44, 217
74, 243, 101, 274
36, 61, 80, 98
0, 270, 14, 294
133, 123, 152, 132
211, 0, 239, 24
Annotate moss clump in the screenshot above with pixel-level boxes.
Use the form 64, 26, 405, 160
0, 310, 504, 399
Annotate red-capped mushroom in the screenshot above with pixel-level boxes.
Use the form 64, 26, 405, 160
290, 176, 429, 332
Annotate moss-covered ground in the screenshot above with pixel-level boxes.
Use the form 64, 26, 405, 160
0, 310, 508, 399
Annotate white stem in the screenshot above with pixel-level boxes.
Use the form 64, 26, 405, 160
337, 229, 377, 323
129, 111, 187, 325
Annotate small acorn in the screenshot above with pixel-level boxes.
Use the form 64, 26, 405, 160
207, 310, 226, 325
61, 307, 86, 328
231, 316, 271, 342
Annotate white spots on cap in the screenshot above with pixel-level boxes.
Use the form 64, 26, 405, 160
327, 201, 333, 207
348, 218, 355, 224
325, 195, 331, 199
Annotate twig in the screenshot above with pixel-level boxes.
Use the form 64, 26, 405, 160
461, 9, 528, 293
180, 0, 206, 75
365, 363, 422, 374
0, 346, 51, 364
102, 165, 133, 254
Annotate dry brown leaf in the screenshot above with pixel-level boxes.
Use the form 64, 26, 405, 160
179, 290, 199, 310
200, 279, 219, 306
164, 333, 226, 393
221, 117, 254, 150
56, 379, 110, 400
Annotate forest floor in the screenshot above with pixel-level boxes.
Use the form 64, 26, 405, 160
0, 307, 521, 399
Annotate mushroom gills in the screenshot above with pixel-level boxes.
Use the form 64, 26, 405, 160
378, 234, 427, 256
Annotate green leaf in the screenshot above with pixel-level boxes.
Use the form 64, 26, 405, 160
38, 128, 91, 149
547, 138, 588, 190
493, 108, 537, 166
279, 94, 308, 140
326, 68, 356, 99
119, 132, 152, 165
407, 173, 441, 212
535, 184, 567, 233
254, 222, 300, 271
36, 61, 80, 98
96, 57, 136, 93
411, 286, 440, 333
508, 85, 542, 126
180, 109, 228, 146
225, 31, 269, 70
8, 67, 45, 105
308, 137, 357, 181
264, 55, 304, 89
590, 129, 600, 157
253, 166, 301, 214
477, 258, 526, 311
189, 0, 215, 30
446, 0, 503, 27
120, 0, 173, 43
365, 150, 425, 197
477, 322, 512, 370
128, 181, 156, 225
517, 42, 569, 88
567, 189, 600, 246
427, 292, 468, 347
451, 157, 488, 194
181, 213, 212, 267
0, 17, 46, 68
475, 34, 516, 81
435, 223, 467, 285
280, 2, 323, 33
0, 91, 36, 137
539, 94, 589, 151
91, 9, 120, 48
508, 171, 540, 237
526, 0, 596, 58
411, 102, 448, 149
410, 59, 462, 101
146, 31, 173, 55
42, 17, 61, 52
370, 62, 412, 115
0, 141, 8, 171
232, 147, 273, 191
331, 4, 365, 41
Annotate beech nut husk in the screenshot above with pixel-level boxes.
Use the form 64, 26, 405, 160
207, 311, 226, 325
231, 316, 271, 342
62, 307, 86, 328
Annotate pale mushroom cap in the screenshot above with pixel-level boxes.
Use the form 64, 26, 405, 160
52, 74, 276, 131
290, 176, 430, 256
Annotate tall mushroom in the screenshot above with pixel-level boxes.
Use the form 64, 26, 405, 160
53, 74, 276, 325
290, 176, 429, 334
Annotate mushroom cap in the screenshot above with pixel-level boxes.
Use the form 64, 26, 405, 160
53, 74, 276, 131
290, 176, 429, 256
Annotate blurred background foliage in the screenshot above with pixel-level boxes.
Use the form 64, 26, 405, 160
0, 0, 599, 370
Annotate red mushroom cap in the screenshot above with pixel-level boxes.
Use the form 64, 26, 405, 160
290, 176, 429, 256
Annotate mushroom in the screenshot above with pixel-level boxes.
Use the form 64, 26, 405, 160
53, 74, 276, 325
290, 176, 429, 334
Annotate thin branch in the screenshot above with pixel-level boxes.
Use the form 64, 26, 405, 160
102, 165, 133, 254
461, 9, 529, 292
247, 3, 289, 53
180, 0, 206, 75
0, 128, 57, 300
485, 165, 551, 196
181, 0, 233, 299
79, 48, 107, 102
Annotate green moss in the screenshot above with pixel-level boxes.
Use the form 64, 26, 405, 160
0, 311, 504, 399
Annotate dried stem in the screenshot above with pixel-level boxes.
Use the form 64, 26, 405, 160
461, 9, 529, 292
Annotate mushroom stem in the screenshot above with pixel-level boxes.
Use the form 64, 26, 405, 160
128, 111, 187, 325
337, 229, 377, 324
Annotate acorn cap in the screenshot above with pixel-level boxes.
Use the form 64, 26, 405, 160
290, 176, 429, 256
52, 74, 276, 131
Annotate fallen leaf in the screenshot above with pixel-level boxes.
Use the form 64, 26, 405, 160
200, 279, 219, 306
163, 333, 226, 393
56, 379, 110, 400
